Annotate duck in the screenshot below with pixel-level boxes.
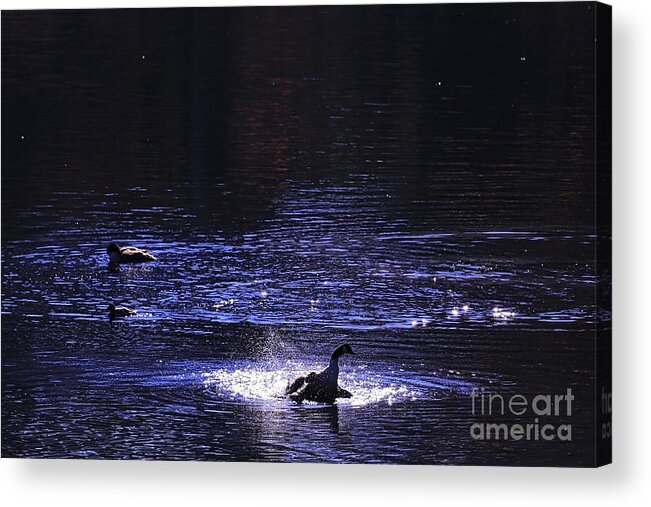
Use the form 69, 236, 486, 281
285, 343, 356, 404
107, 243, 157, 267
107, 303, 137, 319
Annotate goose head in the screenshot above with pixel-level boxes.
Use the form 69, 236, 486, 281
331, 343, 356, 361
107, 243, 120, 255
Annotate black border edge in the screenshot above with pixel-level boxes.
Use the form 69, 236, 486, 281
595, 0, 612, 467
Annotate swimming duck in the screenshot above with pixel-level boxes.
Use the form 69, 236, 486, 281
285, 343, 356, 404
107, 243, 157, 267
107, 303, 137, 319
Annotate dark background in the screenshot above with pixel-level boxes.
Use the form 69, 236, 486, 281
3, 3, 596, 239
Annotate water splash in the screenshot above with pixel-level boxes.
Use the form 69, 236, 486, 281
202, 361, 423, 407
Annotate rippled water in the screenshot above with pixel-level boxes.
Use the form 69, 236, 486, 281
2, 5, 604, 465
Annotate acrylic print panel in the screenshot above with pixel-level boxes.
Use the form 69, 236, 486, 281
1, 2, 611, 466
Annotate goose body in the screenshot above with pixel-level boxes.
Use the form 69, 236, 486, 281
107, 243, 156, 267
286, 344, 356, 404
107, 303, 137, 318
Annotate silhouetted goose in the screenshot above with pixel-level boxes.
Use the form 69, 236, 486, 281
286, 344, 356, 404
107, 243, 156, 267
107, 303, 137, 319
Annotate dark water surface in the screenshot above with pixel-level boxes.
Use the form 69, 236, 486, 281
2, 4, 602, 465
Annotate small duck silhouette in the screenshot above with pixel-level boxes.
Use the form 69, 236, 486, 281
107, 243, 156, 268
286, 344, 356, 404
107, 303, 137, 319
